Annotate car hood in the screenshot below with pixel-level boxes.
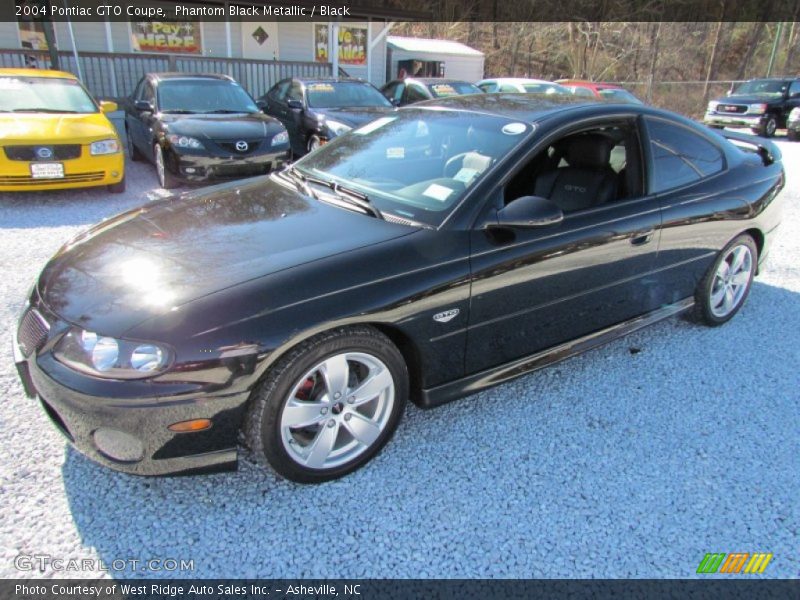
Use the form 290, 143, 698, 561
38, 176, 413, 335
0, 112, 117, 145
313, 106, 395, 127
160, 112, 284, 139
713, 95, 784, 106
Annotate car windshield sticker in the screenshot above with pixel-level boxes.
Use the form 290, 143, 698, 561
0, 78, 24, 90
354, 117, 397, 135
502, 122, 528, 135
386, 147, 405, 159
308, 83, 335, 92
453, 168, 480, 184
431, 84, 457, 97
423, 183, 454, 202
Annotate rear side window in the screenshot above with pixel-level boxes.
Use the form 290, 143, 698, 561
406, 84, 428, 103
645, 118, 724, 193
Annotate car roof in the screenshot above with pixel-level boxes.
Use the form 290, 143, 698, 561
293, 77, 367, 84
148, 72, 234, 82
479, 78, 557, 85
413, 78, 473, 85
413, 92, 659, 122
558, 80, 625, 89
0, 68, 77, 79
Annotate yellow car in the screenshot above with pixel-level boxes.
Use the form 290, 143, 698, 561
0, 68, 125, 193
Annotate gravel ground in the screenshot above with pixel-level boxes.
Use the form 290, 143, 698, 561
0, 138, 798, 580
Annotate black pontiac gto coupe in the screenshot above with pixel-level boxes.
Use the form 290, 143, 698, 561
14, 95, 784, 482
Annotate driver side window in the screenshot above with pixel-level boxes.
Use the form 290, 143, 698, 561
504, 122, 643, 214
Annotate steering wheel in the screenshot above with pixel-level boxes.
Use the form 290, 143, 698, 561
444, 152, 471, 178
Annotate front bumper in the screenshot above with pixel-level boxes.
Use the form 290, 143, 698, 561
167, 146, 289, 184
0, 151, 124, 191
704, 112, 767, 129
12, 300, 250, 476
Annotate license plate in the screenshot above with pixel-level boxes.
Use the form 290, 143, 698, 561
30, 162, 64, 179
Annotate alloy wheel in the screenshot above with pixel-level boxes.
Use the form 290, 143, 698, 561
709, 244, 753, 318
279, 352, 395, 470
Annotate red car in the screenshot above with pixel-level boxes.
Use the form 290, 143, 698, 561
557, 80, 643, 104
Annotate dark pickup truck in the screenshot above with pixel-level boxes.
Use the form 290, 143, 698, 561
704, 77, 800, 137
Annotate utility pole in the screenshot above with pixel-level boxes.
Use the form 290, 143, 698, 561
766, 22, 783, 77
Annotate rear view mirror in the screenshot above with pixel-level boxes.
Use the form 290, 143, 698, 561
256, 99, 268, 110
492, 196, 564, 229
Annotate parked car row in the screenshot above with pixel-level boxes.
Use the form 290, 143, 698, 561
0, 66, 648, 195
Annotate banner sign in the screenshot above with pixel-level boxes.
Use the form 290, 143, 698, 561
130, 21, 202, 54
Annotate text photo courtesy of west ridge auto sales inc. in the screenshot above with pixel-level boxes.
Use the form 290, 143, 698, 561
0, 0, 798, 597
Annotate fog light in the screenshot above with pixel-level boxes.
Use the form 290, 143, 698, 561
111, 171, 119, 177
93, 428, 144, 462
184, 167, 196, 174
168, 419, 212, 433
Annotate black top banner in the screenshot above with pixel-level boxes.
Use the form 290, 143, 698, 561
6, 0, 800, 22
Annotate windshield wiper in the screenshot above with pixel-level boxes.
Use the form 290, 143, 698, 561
285, 166, 313, 196
305, 175, 383, 219
10, 108, 79, 113
204, 109, 249, 114
161, 109, 198, 114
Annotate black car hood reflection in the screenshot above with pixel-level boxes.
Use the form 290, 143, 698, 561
314, 106, 394, 127
161, 112, 284, 139
39, 177, 414, 335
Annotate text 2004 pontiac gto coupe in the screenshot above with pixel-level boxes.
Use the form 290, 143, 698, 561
14, 94, 784, 482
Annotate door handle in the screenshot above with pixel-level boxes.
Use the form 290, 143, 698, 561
630, 229, 655, 246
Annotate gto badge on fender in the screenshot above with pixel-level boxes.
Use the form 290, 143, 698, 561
433, 308, 460, 323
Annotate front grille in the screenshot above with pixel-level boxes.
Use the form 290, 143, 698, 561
215, 140, 264, 155
18, 309, 50, 357
0, 171, 105, 186
4, 144, 82, 161
212, 163, 271, 178
716, 104, 748, 114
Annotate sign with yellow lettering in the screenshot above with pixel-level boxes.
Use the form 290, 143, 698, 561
131, 22, 202, 54
337, 26, 367, 65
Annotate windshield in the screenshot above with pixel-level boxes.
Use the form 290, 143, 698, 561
293, 110, 532, 227
306, 81, 391, 108
598, 88, 643, 104
733, 80, 787, 97
521, 83, 568, 95
0, 76, 97, 113
157, 79, 258, 113
426, 82, 482, 98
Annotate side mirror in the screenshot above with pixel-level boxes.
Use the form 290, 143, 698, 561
492, 196, 564, 229
134, 99, 154, 113
287, 99, 303, 111
256, 99, 268, 111
99, 100, 118, 113
389, 97, 401, 106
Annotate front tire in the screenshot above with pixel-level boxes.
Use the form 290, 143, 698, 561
753, 115, 777, 138
154, 143, 179, 189
691, 234, 757, 326
243, 326, 408, 483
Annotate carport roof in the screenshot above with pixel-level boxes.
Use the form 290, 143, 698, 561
387, 36, 484, 57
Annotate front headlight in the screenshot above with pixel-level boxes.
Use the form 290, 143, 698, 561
707, 101, 719, 112
167, 134, 203, 149
748, 103, 768, 114
90, 139, 120, 155
54, 327, 172, 379
271, 130, 289, 146
325, 120, 352, 137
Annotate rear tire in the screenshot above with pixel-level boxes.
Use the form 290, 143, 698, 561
126, 128, 143, 161
691, 234, 757, 327
243, 326, 408, 483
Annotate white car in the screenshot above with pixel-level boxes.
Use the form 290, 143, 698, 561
477, 78, 569, 95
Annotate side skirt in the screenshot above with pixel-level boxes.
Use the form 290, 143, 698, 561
418, 297, 694, 409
